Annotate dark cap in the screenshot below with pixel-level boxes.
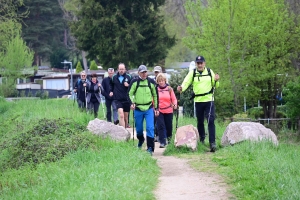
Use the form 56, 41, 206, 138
138, 65, 147, 72
195, 56, 205, 63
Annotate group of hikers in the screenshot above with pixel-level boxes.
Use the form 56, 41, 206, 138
73, 56, 220, 154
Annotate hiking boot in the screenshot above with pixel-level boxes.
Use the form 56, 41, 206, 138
126, 124, 131, 128
210, 143, 217, 152
200, 139, 205, 145
154, 135, 159, 142
147, 147, 153, 156
159, 144, 165, 148
138, 138, 145, 149
114, 120, 119, 125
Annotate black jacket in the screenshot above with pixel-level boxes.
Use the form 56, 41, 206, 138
74, 79, 89, 102
110, 72, 132, 102
101, 76, 113, 100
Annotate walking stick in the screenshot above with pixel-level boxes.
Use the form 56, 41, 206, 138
176, 92, 180, 130
207, 82, 216, 126
99, 87, 106, 120
84, 85, 88, 113
132, 110, 135, 146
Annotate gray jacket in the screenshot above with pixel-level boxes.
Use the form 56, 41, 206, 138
86, 81, 103, 103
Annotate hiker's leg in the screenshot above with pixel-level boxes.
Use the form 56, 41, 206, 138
112, 100, 118, 123
195, 102, 206, 141
164, 113, 173, 141
134, 110, 145, 142
156, 112, 166, 145
123, 102, 130, 127
105, 99, 112, 122
94, 101, 100, 118
118, 108, 125, 128
145, 108, 155, 152
204, 101, 216, 144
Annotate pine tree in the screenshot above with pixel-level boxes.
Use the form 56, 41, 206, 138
69, 0, 175, 69
89, 60, 98, 70
19, 0, 66, 66
75, 61, 83, 73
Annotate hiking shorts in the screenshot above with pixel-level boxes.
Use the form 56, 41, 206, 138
114, 100, 130, 112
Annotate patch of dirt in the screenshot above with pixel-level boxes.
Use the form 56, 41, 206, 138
126, 127, 234, 200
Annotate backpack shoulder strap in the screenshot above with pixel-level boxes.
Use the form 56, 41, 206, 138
133, 78, 140, 95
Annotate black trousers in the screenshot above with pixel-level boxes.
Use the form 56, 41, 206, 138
89, 101, 100, 118
195, 101, 216, 144
156, 112, 173, 145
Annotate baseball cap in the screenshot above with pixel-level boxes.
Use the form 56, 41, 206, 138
138, 65, 147, 72
154, 66, 162, 72
195, 56, 205, 63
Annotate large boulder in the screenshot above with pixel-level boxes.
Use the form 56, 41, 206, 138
221, 122, 278, 146
87, 118, 130, 141
174, 125, 199, 151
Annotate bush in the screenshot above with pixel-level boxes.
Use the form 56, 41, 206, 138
89, 60, 98, 70
247, 107, 264, 119
75, 61, 83, 73
0, 118, 94, 171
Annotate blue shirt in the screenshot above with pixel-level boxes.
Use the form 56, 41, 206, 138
118, 75, 124, 83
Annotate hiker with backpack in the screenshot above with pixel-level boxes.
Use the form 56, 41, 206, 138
128, 65, 159, 156
177, 56, 220, 152
85, 73, 103, 118
102, 68, 119, 124
74, 71, 89, 112
156, 73, 177, 148
109, 63, 132, 128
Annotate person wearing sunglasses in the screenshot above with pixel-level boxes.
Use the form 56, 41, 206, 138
177, 56, 220, 152
74, 71, 89, 111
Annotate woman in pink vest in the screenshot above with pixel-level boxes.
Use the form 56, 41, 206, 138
156, 73, 177, 148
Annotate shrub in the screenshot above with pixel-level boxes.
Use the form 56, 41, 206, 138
0, 118, 95, 171
89, 60, 98, 70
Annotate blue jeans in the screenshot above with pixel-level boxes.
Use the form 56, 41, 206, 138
134, 108, 155, 151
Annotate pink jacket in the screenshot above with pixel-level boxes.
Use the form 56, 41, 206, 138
157, 86, 177, 113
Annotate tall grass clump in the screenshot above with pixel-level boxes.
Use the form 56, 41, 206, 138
0, 99, 160, 199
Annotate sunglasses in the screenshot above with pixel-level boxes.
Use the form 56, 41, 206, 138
108, 68, 114, 71
81, 75, 86, 77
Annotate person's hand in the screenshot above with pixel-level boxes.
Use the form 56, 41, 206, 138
154, 110, 159, 116
74, 89, 77, 93
109, 92, 113, 97
177, 86, 182, 92
124, 82, 129, 87
215, 73, 220, 81
83, 83, 87, 87
131, 103, 135, 110
98, 83, 101, 87
173, 104, 178, 110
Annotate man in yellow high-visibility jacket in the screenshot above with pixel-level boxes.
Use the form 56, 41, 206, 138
177, 56, 220, 152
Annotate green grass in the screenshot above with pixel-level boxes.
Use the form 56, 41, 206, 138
2, 97, 300, 199
0, 98, 159, 199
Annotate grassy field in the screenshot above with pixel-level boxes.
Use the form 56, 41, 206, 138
1, 97, 300, 199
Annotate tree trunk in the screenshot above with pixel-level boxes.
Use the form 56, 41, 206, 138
81, 51, 88, 73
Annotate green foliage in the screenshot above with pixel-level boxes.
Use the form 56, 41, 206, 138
19, 0, 66, 65
49, 48, 69, 69
89, 60, 98, 70
69, 0, 175, 68
169, 70, 194, 117
0, 118, 90, 171
184, 0, 300, 117
247, 107, 264, 119
75, 61, 83, 73
285, 76, 300, 119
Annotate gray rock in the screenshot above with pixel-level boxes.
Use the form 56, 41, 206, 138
221, 122, 278, 146
87, 118, 130, 141
174, 125, 199, 151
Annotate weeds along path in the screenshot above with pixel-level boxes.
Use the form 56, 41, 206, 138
126, 127, 233, 200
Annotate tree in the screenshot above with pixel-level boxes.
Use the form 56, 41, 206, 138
0, 34, 34, 97
19, 0, 66, 66
184, 0, 300, 118
285, 77, 300, 119
69, 0, 175, 69
89, 60, 98, 70
0, 0, 27, 52
75, 61, 83, 73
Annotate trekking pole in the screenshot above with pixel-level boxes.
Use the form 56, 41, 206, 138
207, 81, 217, 126
73, 91, 76, 106
99, 87, 106, 120
132, 110, 135, 146
84, 85, 88, 113
176, 92, 181, 130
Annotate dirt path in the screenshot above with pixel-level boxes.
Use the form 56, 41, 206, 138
127, 128, 234, 200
